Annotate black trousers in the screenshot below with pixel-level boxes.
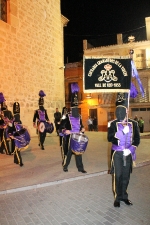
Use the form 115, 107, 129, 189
11, 139, 15, 153
88, 124, 93, 131
112, 151, 132, 201
61, 135, 69, 165
14, 147, 23, 166
38, 130, 46, 146
54, 122, 60, 135
139, 126, 144, 133
63, 136, 84, 171
0, 129, 11, 154
0, 129, 4, 153
62, 135, 70, 156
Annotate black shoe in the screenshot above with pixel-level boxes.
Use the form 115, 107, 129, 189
0, 152, 4, 154
20, 163, 24, 167
63, 168, 68, 172
38, 144, 40, 146
78, 170, 87, 173
121, 199, 133, 205
114, 201, 120, 207
41, 146, 45, 150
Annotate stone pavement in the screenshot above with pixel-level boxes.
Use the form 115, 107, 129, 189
0, 164, 150, 225
0, 131, 150, 224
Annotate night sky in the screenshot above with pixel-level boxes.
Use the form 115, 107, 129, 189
61, 0, 150, 63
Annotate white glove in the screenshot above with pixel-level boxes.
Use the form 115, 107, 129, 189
108, 121, 111, 128
62, 115, 66, 120
8, 122, 13, 127
123, 125, 129, 134
123, 149, 131, 156
133, 161, 136, 167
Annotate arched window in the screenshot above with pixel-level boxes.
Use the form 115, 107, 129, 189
0, 0, 7, 22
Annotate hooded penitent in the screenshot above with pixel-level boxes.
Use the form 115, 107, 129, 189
1, 101, 7, 110
70, 83, 79, 118
62, 106, 67, 116
115, 93, 128, 121
13, 102, 21, 122
13, 102, 20, 115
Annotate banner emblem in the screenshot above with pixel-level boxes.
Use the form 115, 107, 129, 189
98, 64, 118, 82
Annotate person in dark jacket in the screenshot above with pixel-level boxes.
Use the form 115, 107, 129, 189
54, 108, 61, 136
108, 93, 140, 208
138, 117, 144, 133
93, 116, 98, 131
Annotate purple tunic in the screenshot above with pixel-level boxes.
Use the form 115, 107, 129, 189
38, 110, 46, 121
112, 122, 136, 160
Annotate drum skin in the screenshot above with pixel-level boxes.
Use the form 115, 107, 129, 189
38, 122, 45, 133
70, 133, 88, 155
38, 121, 54, 134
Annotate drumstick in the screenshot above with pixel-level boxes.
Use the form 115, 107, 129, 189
14, 137, 24, 142
9, 136, 24, 142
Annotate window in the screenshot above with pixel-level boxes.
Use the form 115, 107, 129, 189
131, 108, 139, 112
136, 54, 144, 58
140, 108, 146, 111
0, 0, 7, 22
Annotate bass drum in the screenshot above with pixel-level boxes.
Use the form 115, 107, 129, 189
13, 128, 31, 150
44, 122, 54, 134
38, 121, 54, 134
70, 133, 89, 155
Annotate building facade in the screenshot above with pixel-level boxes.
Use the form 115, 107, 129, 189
0, 0, 68, 136
64, 17, 150, 132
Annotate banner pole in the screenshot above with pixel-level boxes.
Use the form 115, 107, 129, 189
127, 90, 130, 124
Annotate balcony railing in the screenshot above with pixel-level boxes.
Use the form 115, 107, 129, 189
65, 91, 150, 106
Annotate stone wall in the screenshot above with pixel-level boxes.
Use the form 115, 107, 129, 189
0, 0, 65, 136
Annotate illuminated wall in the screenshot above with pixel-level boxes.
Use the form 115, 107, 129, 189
0, 0, 65, 136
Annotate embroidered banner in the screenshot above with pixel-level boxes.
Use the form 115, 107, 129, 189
83, 57, 132, 93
